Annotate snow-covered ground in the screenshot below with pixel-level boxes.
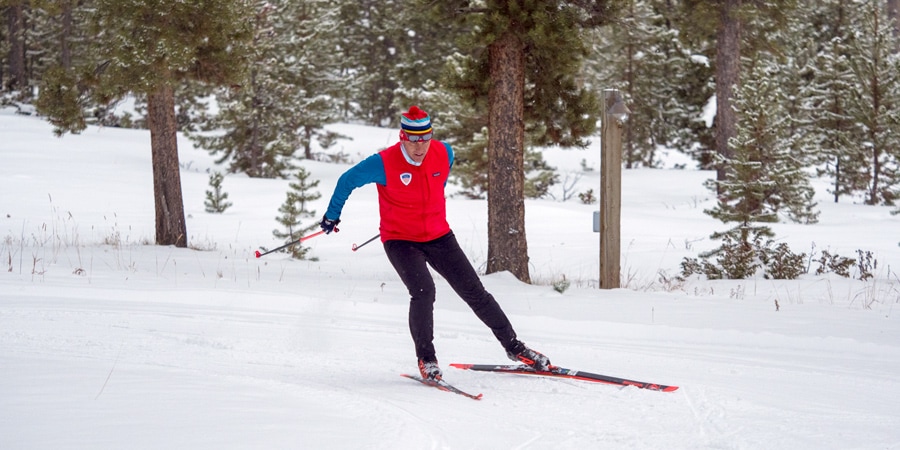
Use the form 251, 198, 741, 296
2, 108, 899, 449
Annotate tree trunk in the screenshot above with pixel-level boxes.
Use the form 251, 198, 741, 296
624, 0, 637, 169
486, 31, 531, 284
147, 84, 188, 248
60, 1, 73, 69
714, 0, 742, 193
248, 67, 262, 177
303, 126, 314, 160
5, 3, 26, 92
888, 0, 900, 40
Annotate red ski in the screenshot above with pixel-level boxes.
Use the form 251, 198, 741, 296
449, 363, 678, 392
401, 374, 483, 400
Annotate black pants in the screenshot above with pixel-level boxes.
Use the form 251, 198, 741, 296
384, 231, 519, 361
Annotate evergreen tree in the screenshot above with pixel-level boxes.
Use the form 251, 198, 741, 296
189, 0, 340, 178
204, 172, 233, 213
24, 2, 87, 92
36, 0, 255, 248
703, 57, 818, 265
30, 0, 133, 127
389, 2, 465, 119
273, 167, 321, 259
679, 0, 797, 192
434, 0, 623, 283
845, 0, 900, 205
329, 0, 462, 127
332, 0, 403, 125
0, 11, 8, 100
2, 0, 27, 98
741, 58, 819, 223
766, 2, 818, 170
277, 0, 342, 159
802, 0, 871, 203
590, 0, 713, 168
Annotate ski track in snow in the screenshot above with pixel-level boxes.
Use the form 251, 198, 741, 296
3, 251, 900, 449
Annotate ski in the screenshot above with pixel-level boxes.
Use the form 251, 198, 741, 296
449, 363, 678, 392
401, 374, 483, 400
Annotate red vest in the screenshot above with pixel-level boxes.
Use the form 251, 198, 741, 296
377, 141, 451, 242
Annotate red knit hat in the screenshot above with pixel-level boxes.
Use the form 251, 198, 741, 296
400, 106, 433, 135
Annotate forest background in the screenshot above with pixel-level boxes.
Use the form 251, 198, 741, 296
1, 0, 899, 284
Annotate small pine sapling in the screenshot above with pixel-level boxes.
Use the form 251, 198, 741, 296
552, 275, 571, 293
204, 171, 233, 213
273, 167, 321, 259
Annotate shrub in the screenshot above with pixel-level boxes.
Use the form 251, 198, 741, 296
814, 250, 855, 277
204, 171, 232, 213
681, 231, 807, 280
578, 189, 596, 204
762, 243, 806, 280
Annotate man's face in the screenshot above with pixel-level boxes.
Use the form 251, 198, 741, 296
406, 139, 430, 163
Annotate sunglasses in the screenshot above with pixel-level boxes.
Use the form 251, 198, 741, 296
405, 132, 433, 143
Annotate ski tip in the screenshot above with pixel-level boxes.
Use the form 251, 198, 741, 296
254, 250, 261, 258
663, 386, 679, 392
402, 373, 483, 400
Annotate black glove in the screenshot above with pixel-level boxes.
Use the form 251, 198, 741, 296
320, 215, 340, 234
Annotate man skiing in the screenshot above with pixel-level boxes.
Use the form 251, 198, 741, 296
320, 105, 550, 381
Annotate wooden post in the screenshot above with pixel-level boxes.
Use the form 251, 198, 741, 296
599, 89, 628, 289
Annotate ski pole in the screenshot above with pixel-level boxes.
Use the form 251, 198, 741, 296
352, 234, 381, 252
255, 229, 332, 258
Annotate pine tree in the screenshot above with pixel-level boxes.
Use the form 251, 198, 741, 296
23, 2, 84, 84
189, 0, 340, 178
330, 0, 462, 127
679, 0, 798, 192
332, 0, 404, 125
389, 1, 467, 118
434, 0, 623, 283
276, 0, 342, 159
589, 0, 713, 168
273, 167, 321, 259
703, 57, 818, 265
767, 2, 819, 170
29, 0, 141, 128
189, 2, 296, 179
801, 0, 871, 203
745, 59, 819, 223
739, 7, 821, 224
204, 172, 233, 213
2, 1, 28, 98
36, 0, 255, 248
845, 0, 900, 205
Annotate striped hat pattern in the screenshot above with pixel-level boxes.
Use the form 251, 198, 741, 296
400, 106, 433, 136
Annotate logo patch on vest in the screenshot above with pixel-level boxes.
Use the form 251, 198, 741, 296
432, 172, 441, 177
400, 172, 412, 185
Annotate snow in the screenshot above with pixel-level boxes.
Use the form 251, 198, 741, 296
2, 108, 899, 449
702, 94, 717, 128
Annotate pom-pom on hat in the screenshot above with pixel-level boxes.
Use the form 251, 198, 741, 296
400, 106, 433, 136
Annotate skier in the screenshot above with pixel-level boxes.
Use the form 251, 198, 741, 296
320, 105, 551, 381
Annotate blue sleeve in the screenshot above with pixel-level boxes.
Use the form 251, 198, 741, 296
325, 154, 386, 220
443, 141, 454, 171
441, 142, 454, 187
